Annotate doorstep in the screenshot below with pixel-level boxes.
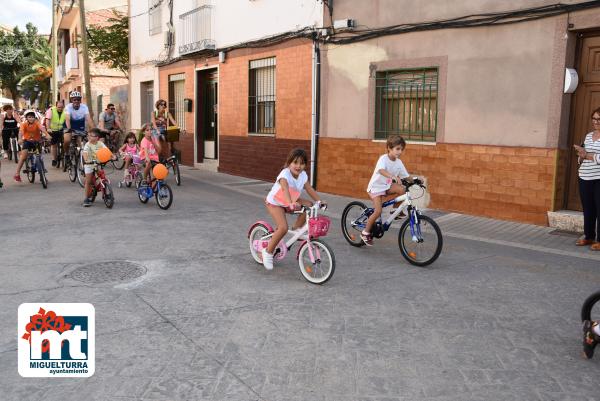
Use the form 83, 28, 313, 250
547, 210, 584, 233
193, 159, 219, 172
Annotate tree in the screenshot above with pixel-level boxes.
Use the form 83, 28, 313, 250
0, 23, 45, 102
18, 40, 52, 108
86, 11, 129, 77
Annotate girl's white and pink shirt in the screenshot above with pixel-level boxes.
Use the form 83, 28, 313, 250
266, 168, 308, 207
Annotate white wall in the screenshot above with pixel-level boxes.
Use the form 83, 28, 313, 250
173, 0, 324, 57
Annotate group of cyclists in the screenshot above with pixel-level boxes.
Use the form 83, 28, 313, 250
0, 90, 178, 205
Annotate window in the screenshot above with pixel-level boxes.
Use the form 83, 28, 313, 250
149, 0, 162, 35
168, 74, 185, 130
249, 57, 276, 134
375, 68, 438, 141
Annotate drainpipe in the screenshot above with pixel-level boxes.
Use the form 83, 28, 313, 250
310, 39, 321, 188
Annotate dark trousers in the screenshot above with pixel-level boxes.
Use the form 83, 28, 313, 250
579, 178, 600, 241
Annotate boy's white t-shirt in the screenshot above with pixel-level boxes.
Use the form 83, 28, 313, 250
367, 154, 409, 194
266, 168, 308, 206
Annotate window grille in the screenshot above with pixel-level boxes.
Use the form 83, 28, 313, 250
249, 57, 276, 134
149, 0, 162, 35
375, 68, 438, 141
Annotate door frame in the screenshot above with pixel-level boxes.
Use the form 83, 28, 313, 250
564, 31, 600, 210
194, 65, 219, 164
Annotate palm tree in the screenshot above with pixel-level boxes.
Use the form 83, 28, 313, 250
18, 40, 52, 108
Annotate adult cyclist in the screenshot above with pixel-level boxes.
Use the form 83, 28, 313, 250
44, 100, 66, 167
1, 105, 20, 160
98, 103, 122, 147
63, 91, 94, 165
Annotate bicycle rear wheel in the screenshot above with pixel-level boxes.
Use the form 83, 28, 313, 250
173, 161, 181, 186
298, 239, 335, 284
341, 201, 369, 247
582, 291, 600, 322
398, 213, 443, 267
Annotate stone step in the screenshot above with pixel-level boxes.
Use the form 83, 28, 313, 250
547, 210, 584, 233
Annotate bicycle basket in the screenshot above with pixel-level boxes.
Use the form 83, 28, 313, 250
308, 216, 331, 239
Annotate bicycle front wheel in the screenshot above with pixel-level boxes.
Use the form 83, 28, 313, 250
398, 214, 443, 267
298, 239, 335, 284
38, 159, 47, 189
77, 154, 85, 187
582, 291, 600, 322
25, 159, 35, 183
103, 183, 114, 209
155, 183, 173, 210
341, 201, 368, 247
68, 156, 77, 182
173, 161, 181, 186
112, 154, 125, 170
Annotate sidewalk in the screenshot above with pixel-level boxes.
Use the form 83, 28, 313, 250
183, 165, 600, 262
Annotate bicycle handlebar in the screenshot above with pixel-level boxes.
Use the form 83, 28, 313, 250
401, 177, 426, 189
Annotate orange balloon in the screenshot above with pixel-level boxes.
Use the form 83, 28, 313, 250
153, 163, 168, 180
96, 147, 112, 164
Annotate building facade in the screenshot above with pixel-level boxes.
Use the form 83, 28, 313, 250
316, 0, 600, 225
129, 0, 322, 170
54, 0, 128, 122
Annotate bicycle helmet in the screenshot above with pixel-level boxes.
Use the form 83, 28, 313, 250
69, 90, 82, 99
24, 109, 36, 118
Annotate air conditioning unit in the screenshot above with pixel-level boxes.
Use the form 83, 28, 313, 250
333, 18, 355, 29
164, 31, 173, 49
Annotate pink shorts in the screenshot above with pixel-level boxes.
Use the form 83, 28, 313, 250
368, 190, 387, 199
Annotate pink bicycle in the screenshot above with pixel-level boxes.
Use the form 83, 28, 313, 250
118, 153, 143, 188
248, 202, 335, 284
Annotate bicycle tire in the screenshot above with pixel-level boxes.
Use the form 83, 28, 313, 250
298, 239, 336, 284
582, 291, 600, 322
25, 159, 35, 183
248, 224, 272, 264
398, 214, 443, 267
173, 161, 181, 186
68, 157, 77, 182
77, 153, 85, 187
138, 186, 150, 204
11, 139, 19, 164
341, 201, 368, 247
112, 154, 125, 170
155, 183, 173, 210
103, 183, 115, 209
38, 159, 47, 189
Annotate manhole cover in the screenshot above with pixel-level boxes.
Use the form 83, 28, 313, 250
69, 261, 147, 284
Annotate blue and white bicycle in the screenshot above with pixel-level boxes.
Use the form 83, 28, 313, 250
341, 178, 442, 266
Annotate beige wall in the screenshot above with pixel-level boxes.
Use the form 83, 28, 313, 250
321, 17, 563, 147
332, 0, 585, 27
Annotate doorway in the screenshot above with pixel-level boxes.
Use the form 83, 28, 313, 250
140, 81, 153, 126
196, 69, 218, 163
566, 34, 600, 210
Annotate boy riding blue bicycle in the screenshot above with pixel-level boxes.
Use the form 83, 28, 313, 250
362, 135, 410, 246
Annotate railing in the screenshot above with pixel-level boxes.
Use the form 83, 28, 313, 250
65, 47, 78, 71
179, 5, 215, 55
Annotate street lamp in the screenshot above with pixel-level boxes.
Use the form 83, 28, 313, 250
16, 83, 21, 91
34, 84, 39, 92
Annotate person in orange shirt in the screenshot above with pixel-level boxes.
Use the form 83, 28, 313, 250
14, 110, 48, 182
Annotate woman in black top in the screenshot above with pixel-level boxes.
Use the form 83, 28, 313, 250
1, 104, 19, 158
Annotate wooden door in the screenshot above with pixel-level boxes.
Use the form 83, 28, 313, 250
567, 35, 600, 210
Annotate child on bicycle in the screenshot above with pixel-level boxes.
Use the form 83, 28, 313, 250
262, 148, 325, 271
14, 110, 48, 183
139, 123, 162, 183
362, 135, 410, 246
82, 128, 110, 207
119, 132, 140, 183
583, 320, 600, 359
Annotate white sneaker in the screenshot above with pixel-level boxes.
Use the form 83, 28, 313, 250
261, 249, 274, 270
